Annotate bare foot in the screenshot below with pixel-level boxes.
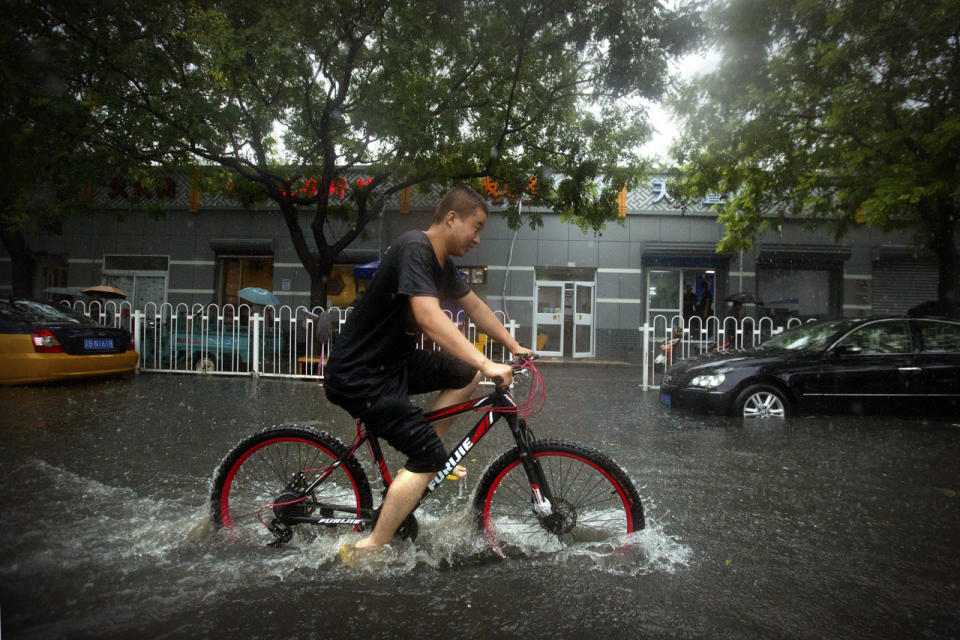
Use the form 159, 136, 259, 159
447, 464, 467, 480
339, 542, 388, 567
353, 537, 378, 550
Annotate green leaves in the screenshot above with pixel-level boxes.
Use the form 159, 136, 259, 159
670, 0, 960, 312
11, 0, 698, 303
672, 0, 960, 232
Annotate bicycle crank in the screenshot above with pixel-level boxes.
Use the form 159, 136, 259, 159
264, 484, 317, 546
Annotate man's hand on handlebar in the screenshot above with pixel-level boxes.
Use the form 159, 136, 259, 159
509, 344, 534, 360
481, 360, 515, 388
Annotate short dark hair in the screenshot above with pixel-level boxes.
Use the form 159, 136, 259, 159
432, 186, 488, 224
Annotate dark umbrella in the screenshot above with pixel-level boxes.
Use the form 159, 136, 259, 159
726, 292, 764, 305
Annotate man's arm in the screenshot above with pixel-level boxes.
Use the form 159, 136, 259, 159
409, 295, 514, 383
457, 291, 528, 355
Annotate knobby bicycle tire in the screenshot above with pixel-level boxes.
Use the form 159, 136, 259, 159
210, 424, 373, 545
473, 439, 644, 554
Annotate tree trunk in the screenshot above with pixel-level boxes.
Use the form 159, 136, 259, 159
309, 269, 330, 309
933, 200, 959, 318
308, 248, 335, 309
0, 225, 36, 298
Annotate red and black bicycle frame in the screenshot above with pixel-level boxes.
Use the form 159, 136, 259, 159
281, 383, 555, 530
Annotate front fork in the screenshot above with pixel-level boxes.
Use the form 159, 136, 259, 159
510, 417, 555, 520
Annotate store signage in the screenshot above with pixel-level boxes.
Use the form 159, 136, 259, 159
282, 176, 373, 199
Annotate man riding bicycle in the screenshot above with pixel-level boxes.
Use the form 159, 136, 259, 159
324, 185, 530, 557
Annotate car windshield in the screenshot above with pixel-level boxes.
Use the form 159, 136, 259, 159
0, 300, 94, 325
759, 319, 853, 352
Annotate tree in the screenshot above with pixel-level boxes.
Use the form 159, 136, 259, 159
1, 3, 168, 297
669, 0, 960, 316
0, 4, 106, 297
36, 0, 698, 306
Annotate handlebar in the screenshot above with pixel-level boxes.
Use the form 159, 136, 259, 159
491, 353, 538, 387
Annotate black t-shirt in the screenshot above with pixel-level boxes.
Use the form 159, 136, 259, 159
325, 230, 470, 400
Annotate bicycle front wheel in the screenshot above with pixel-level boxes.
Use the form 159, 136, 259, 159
474, 439, 644, 554
210, 425, 373, 546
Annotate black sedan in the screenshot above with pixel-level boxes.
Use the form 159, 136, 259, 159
659, 316, 960, 418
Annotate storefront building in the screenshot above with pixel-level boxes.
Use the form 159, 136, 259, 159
0, 173, 937, 362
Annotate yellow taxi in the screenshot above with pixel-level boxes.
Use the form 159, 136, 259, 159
0, 299, 138, 385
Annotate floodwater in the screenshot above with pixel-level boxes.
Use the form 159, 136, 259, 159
0, 365, 958, 639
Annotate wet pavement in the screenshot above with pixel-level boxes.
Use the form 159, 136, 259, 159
1, 365, 958, 639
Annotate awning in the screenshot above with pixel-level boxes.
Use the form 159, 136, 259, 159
756, 243, 851, 266
641, 255, 730, 269
872, 245, 935, 263
640, 241, 731, 269
42, 287, 86, 297
210, 238, 274, 254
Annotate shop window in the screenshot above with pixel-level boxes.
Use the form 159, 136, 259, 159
102, 254, 169, 309
216, 255, 274, 306
460, 265, 488, 298
328, 265, 359, 308
35, 254, 69, 299
758, 265, 840, 321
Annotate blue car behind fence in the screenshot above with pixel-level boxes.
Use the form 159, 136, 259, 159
140, 324, 285, 373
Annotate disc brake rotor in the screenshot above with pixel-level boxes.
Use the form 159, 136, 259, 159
540, 497, 577, 535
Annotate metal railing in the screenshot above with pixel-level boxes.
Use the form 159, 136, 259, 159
67, 300, 517, 380
639, 314, 805, 390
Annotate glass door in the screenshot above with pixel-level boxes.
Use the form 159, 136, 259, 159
217, 256, 274, 307
573, 282, 595, 358
533, 281, 564, 357
646, 269, 682, 326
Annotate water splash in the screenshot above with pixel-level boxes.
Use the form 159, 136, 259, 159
0, 457, 689, 588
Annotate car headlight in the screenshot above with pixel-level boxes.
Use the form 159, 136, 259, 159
689, 371, 729, 388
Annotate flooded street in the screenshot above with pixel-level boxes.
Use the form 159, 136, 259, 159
1, 365, 958, 639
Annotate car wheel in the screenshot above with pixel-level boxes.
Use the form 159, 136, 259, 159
735, 384, 789, 419
194, 355, 217, 374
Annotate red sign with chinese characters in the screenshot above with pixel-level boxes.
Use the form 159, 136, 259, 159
482, 177, 538, 204
282, 176, 373, 199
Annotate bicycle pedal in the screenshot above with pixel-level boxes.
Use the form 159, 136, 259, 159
266, 520, 293, 545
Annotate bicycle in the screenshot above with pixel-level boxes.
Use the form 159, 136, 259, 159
209, 356, 645, 555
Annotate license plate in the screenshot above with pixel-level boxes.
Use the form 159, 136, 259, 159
84, 337, 115, 351
660, 392, 671, 407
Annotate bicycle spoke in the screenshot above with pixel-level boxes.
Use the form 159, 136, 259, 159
212, 428, 372, 546
478, 444, 640, 555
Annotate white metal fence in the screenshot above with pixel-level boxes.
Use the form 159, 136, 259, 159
67, 300, 518, 380
67, 300, 804, 388
639, 314, 805, 390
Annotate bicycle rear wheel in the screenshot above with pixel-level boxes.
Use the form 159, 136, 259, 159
210, 424, 373, 546
474, 439, 644, 555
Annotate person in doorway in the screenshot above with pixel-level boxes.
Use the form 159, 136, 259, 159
683, 283, 698, 318
697, 281, 713, 320
324, 185, 530, 560
730, 300, 744, 320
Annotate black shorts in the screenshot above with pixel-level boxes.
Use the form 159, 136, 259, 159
325, 350, 477, 473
